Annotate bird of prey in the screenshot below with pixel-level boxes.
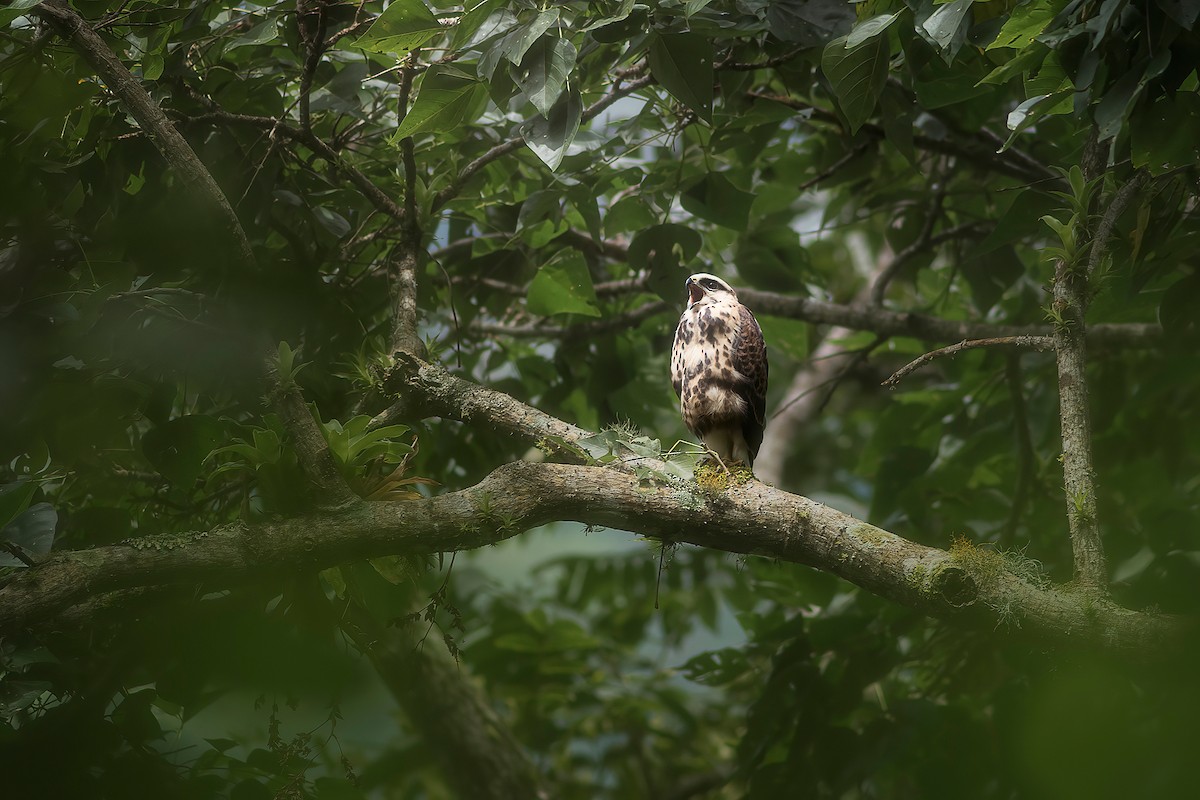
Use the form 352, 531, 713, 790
670, 273, 768, 470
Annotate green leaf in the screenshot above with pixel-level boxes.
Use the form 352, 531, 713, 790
0, 0, 39, 27
354, 0, 442, 55
513, 36, 576, 117
767, 0, 854, 47
1131, 94, 1200, 175
628, 224, 703, 299
392, 79, 485, 140
977, 44, 1049, 86
521, 87, 581, 170
987, 0, 1058, 50
451, 0, 508, 48
505, 10, 560, 65
648, 32, 714, 123
225, 19, 279, 52
526, 250, 601, 317
821, 32, 889, 133
680, 173, 756, 231
846, 12, 901, 48
920, 0, 973, 63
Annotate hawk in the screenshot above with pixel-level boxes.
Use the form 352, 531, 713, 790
670, 273, 768, 470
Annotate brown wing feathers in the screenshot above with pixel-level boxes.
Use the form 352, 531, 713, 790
733, 304, 768, 460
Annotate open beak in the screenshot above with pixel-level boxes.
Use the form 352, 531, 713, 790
686, 278, 704, 304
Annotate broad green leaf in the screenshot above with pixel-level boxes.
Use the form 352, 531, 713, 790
526, 250, 600, 317
1095, 52, 1171, 142
767, 0, 854, 47
505, 9, 560, 65
451, 0, 509, 48
513, 36, 576, 117
354, 0, 442, 55
920, 0, 973, 62
521, 87, 582, 170
648, 32, 714, 123
584, 0, 635, 31
225, 19, 278, 52
0, 0, 39, 27
629, 224, 703, 299
1154, 0, 1200, 28
392, 82, 485, 140
977, 43, 1048, 85
846, 12, 901, 48
987, 0, 1058, 50
821, 32, 889, 133
680, 173, 756, 231
1131, 94, 1200, 174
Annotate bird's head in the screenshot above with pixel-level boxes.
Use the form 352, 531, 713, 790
685, 273, 737, 308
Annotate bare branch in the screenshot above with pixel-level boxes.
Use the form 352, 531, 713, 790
340, 603, 551, 800
0, 459, 1186, 655
882, 335, 1054, 387
737, 289, 1162, 350
1052, 255, 1106, 588
34, 0, 255, 268
367, 352, 591, 443
798, 142, 871, 193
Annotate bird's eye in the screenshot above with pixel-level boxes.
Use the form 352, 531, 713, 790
701, 279, 719, 289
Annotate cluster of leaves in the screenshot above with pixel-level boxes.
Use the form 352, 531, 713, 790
3, 0, 1200, 797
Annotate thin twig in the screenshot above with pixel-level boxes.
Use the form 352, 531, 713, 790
882, 335, 1053, 387
0, 542, 38, 568
870, 177, 948, 307
716, 46, 804, 71
798, 142, 871, 193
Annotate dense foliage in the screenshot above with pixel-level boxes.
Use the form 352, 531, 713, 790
3, 0, 1200, 797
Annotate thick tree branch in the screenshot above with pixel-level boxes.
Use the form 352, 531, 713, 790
736, 289, 1161, 349
1052, 255, 1105, 588
1050, 170, 1147, 588
368, 352, 590, 443
35, 0, 255, 268
340, 604, 550, 799
0, 460, 1185, 656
